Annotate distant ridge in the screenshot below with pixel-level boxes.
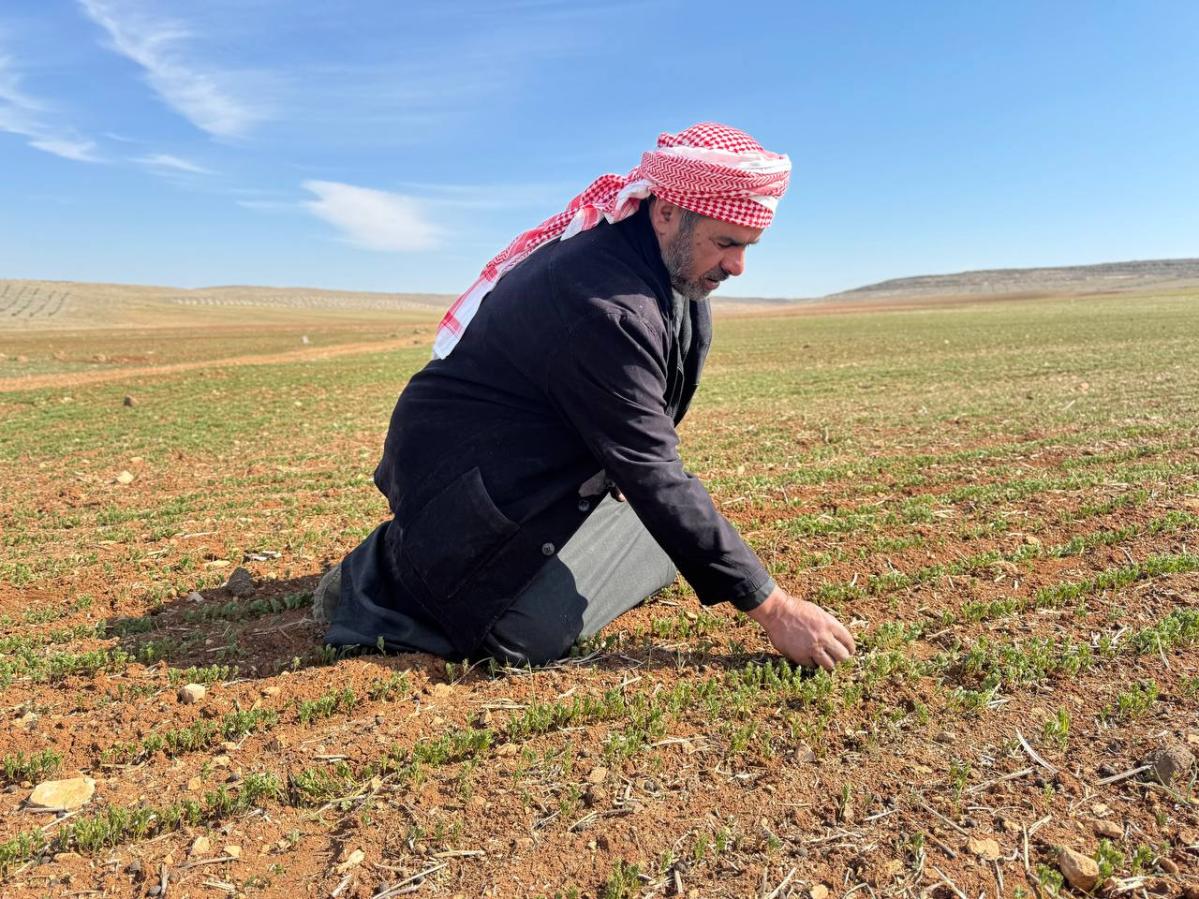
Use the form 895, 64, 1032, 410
829, 258, 1199, 300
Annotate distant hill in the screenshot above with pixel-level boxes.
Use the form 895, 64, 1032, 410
0, 278, 804, 330
4, 258, 1198, 332
0, 280, 453, 330
829, 258, 1199, 300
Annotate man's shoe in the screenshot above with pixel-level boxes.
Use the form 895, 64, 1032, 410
312, 563, 342, 626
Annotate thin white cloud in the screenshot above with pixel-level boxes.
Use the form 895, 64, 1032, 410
302, 180, 442, 252
135, 152, 212, 174
30, 137, 100, 162
0, 53, 101, 162
395, 180, 576, 211
236, 199, 294, 213
78, 0, 261, 138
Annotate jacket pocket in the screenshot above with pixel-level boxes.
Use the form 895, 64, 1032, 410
401, 467, 519, 599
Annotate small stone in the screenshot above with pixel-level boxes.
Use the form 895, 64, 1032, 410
225, 567, 255, 597
178, 683, 206, 704
1059, 847, 1101, 892
123, 395, 136, 407
148, 885, 162, 896
1146, 744, 1194, 787
934, 730, 956, 744
810, 886, 830, 899
496, 743, 518, 756
793, 744, 816, 763
28, 776, 96, 811
968, 837, 1002, 861
1093, 819, 1122, 839
127, 859, 143, 875
185, 591, 205, 603
212, 754, 231, 768
224, 844, 241, 859
187, 776, 203, 792
1091, 802, 1111, 816
587, 766, 609, 786
335, 848, 365, 873
1181, 885, 1199, 899
1158, 857, 1179, 874
115, 470, 135, 485
431, 682, 453, 697
1000, 818, 1021, 834
190, 836, 211, 856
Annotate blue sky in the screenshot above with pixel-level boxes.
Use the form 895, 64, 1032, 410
1, 1, 1196, 298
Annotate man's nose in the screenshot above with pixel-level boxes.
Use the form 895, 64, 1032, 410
722, 247, 747, 277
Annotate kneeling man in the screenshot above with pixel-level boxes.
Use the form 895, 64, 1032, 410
317, 122, 855, 670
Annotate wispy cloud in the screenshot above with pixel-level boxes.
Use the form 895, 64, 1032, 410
0, 52, 101, 162
77, 0, 262, 138
135, 152, 212, 174
29, 137, 100, 162
302, 180, 442, 252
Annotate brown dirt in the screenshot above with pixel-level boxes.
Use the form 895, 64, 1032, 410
1, 301, 1197, 898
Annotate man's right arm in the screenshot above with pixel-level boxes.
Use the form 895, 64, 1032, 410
544, 309, 855, 668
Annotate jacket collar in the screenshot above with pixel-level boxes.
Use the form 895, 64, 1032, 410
615, 203, 674, 307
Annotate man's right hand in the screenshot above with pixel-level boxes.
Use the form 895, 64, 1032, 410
745, 587, 856, 671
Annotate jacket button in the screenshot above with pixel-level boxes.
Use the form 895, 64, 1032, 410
577, 499, 590, 512
541, 542, 556, 556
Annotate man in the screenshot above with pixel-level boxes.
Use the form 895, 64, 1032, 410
317, 122, 855, 671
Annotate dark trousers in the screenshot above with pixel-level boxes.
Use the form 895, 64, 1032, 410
325, 496, 677, 665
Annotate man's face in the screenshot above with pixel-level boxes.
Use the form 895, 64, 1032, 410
660, 209, 764, 301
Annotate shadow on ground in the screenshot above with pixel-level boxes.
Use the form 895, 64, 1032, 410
102, 569, 802, 687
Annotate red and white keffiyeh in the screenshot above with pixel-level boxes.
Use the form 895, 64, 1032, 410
433, 122, 791, 358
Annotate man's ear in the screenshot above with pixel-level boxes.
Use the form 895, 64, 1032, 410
647, 196, 681, 241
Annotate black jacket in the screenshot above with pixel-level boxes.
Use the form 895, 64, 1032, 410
371, 205, 773, 655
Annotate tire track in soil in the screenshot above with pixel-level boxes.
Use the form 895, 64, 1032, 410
0, 336, 424, 394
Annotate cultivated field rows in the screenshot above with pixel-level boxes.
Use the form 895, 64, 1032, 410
0, 292, 1197, 897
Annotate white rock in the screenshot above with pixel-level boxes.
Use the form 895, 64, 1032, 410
335, 848, 365, 873
1058, 847, 1100, 891
28, 776, 96, 811
968, 837, 1002, 860
115, 470, 134, 485
178, 684, 206, 704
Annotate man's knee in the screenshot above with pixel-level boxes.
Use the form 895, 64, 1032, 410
480, 605, 584, 667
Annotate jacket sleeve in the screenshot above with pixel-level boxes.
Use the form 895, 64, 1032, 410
544, 309, 775, 610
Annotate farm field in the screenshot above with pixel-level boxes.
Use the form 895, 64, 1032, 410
1, 289, 1197, 898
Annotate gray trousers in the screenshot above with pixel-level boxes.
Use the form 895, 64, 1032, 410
329, 495, 677, 665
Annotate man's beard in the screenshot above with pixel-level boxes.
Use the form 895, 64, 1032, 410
662, 231, 727, 301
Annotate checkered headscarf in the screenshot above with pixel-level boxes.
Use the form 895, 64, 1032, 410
433, 122, 791, 358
